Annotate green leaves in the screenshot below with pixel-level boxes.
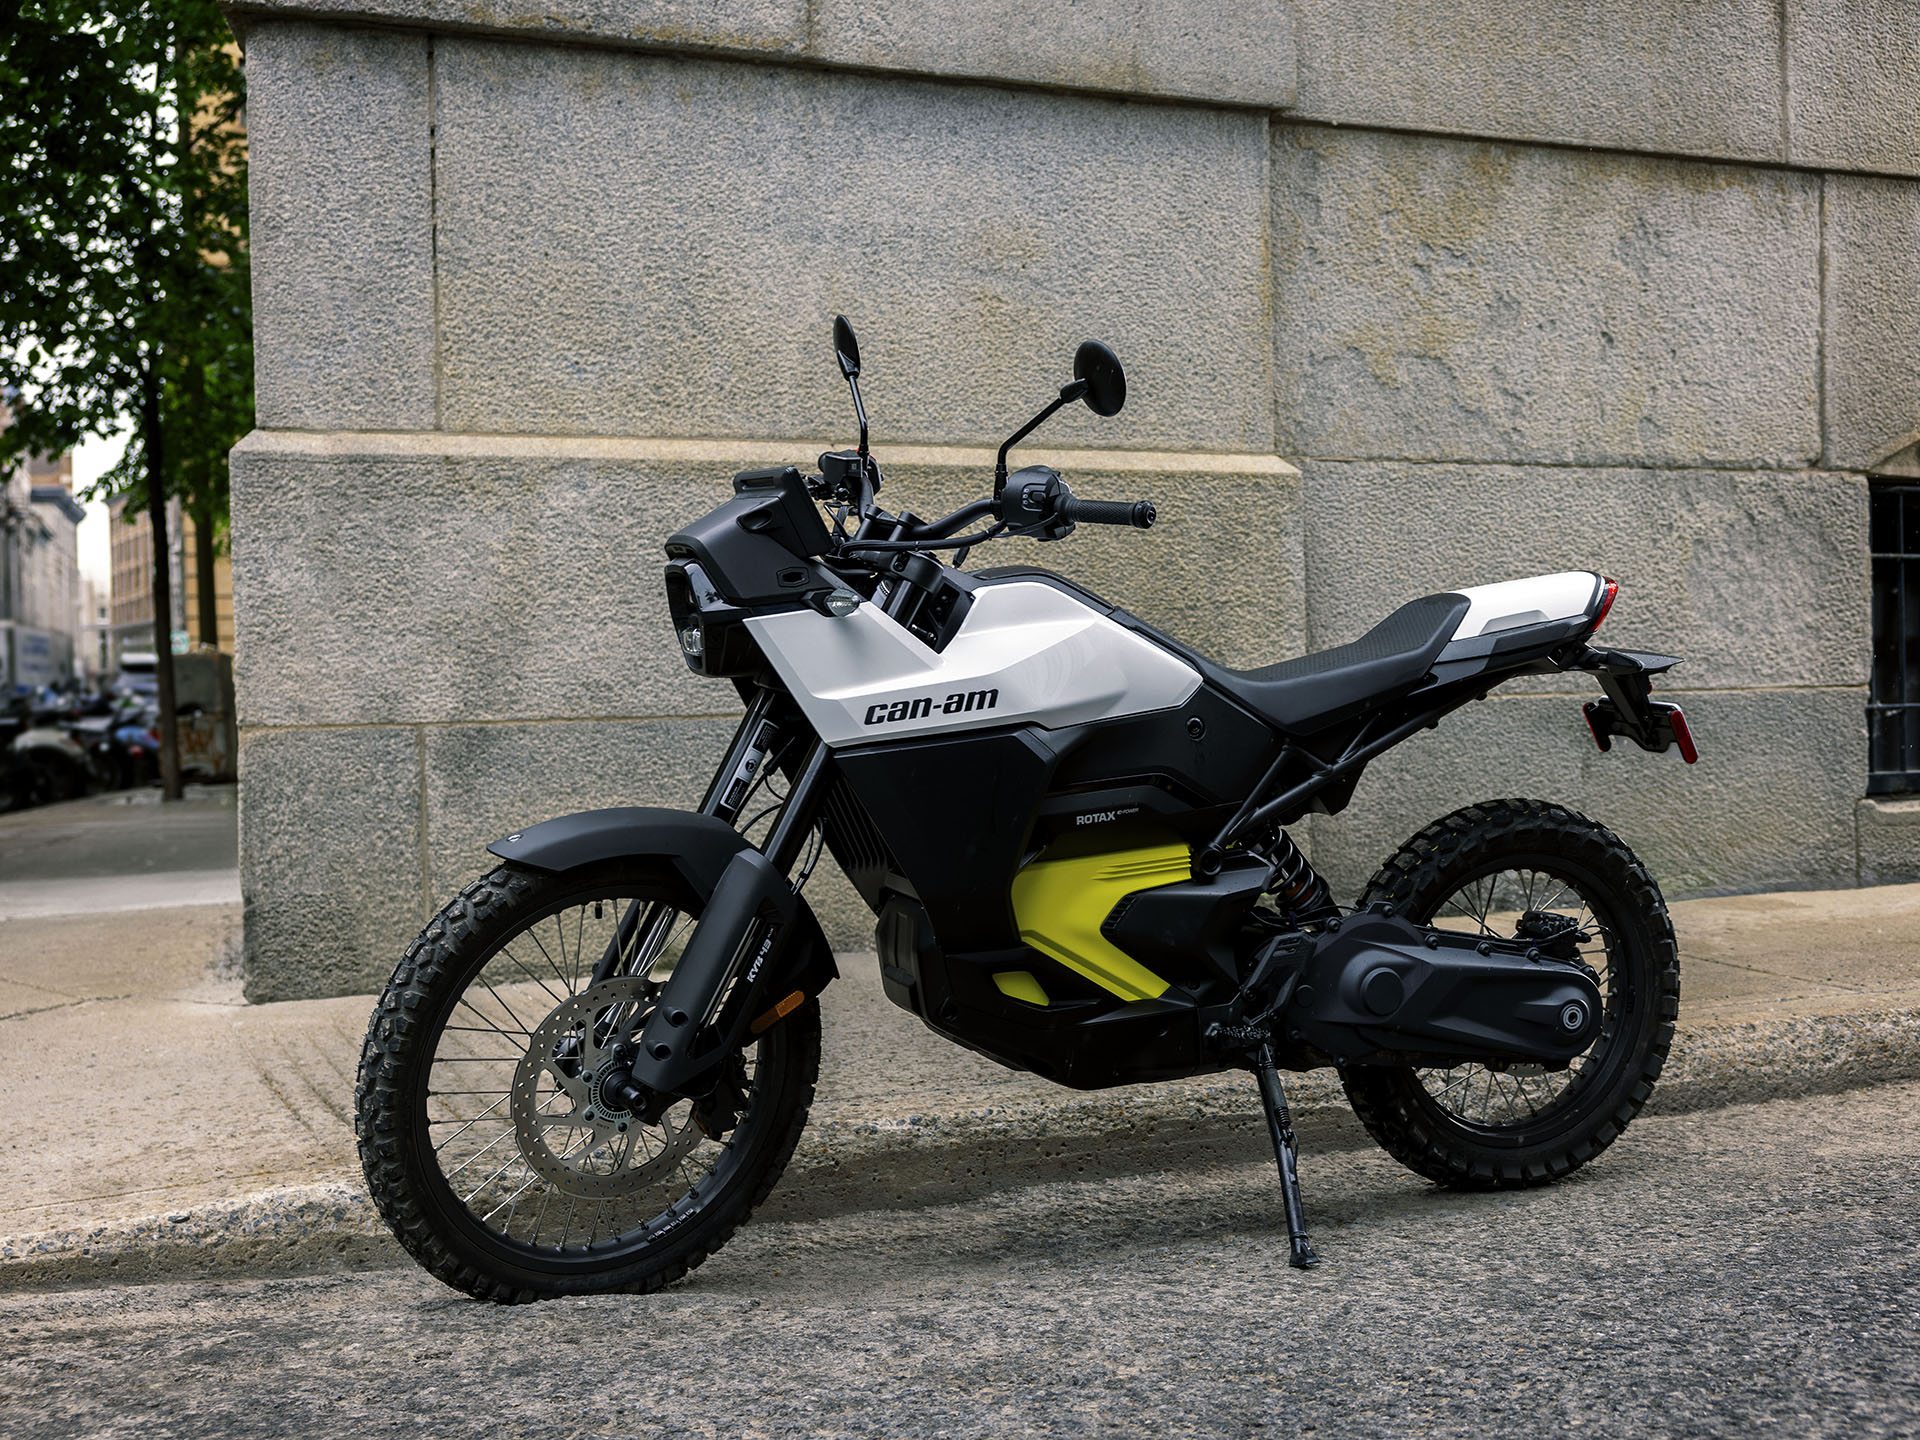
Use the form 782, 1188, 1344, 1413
0, 0, 251, 533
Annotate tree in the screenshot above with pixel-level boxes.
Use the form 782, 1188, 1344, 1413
0, 1, 252, 798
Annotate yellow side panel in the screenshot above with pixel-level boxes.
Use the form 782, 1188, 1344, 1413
992, 970, 1050, 1006
1008, 843, 1189, 1002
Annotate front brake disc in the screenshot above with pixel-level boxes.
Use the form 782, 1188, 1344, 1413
509, 977, 704, 1199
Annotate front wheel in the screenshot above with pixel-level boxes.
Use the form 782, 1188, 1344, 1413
355, 860, 821, 1303
1341, 799, 1679, 1190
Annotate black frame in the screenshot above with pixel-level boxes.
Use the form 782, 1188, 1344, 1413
1869, 480, 1920, 796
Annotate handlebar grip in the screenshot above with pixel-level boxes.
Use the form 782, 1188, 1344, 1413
1061, 497, 1157, 529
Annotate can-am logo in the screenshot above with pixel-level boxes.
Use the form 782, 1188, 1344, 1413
864, 688, 999, 725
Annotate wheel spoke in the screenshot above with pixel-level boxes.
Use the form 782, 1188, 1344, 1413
1412, 862, 1625, 1129
431, 1093, 511, 1151
403, 890, 793, 1261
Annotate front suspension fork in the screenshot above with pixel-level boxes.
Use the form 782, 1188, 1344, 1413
591, 686, 789, 986
599, 701, 835, 1110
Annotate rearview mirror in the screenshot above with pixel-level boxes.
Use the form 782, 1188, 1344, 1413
1073, 340, 1125, 417
833, 315, 862, 381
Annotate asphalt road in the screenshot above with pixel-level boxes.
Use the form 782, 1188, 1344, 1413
7, 1081, 1918, 1439
0, 787, 237, 918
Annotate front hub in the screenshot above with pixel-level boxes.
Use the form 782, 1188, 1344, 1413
508, 978, 703, 1199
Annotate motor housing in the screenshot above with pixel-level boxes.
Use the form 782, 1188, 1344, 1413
1272, 907, 1604, 1070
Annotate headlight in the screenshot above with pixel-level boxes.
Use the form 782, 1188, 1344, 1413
664, 560, 759, 677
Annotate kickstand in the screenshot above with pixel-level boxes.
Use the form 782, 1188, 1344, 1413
1253, 1041, 1320, 1269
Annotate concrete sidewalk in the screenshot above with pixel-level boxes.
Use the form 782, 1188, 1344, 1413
2, 878, 1919, 1285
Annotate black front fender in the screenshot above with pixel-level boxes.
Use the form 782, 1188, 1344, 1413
487, 806, 838, 1030
489, 806, 758, 897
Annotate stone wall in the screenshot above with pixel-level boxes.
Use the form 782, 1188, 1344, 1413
228, 1, 1920, 999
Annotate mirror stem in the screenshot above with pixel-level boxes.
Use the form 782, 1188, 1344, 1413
993, 380, 1088, 496
847, 377, 869, 459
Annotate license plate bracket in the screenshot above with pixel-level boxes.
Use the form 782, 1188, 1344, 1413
1573, 647, 1697, 763
1583, 696, 1697, 763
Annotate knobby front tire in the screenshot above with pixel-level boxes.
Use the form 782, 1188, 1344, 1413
355, 861, 821, 1303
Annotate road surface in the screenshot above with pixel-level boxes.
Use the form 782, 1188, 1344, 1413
6, 1080, 1918, 1438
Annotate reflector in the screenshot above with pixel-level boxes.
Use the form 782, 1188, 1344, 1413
1669, 706, 1699, 764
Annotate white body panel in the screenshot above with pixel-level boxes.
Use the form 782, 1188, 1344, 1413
1448, 572, 1602, 640
745, 581, 1201, 747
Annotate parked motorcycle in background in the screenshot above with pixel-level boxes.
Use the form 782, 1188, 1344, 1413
0, 681, 163, 813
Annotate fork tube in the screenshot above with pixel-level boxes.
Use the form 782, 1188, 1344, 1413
592, 687, 780, 984
761, 739, 830, 873
701, 685, 780, 821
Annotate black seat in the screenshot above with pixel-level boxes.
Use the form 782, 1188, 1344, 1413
970, 567, 1469, 737
1191, 593, 1470, 735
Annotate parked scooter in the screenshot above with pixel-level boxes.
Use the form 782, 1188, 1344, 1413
67, 698, 160, 791
0, 698, 91, 807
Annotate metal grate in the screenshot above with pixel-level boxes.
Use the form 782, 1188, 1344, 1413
1869, 482, 1920, 795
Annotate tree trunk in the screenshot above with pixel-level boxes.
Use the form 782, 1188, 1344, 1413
192, 497, 218, 647
142, 364, 183, 801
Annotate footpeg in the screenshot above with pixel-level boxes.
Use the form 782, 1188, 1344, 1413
1253, 1041, 1320, 1270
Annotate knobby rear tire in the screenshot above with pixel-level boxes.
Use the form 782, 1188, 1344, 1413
1340, 799, 1680, 1190
355, 861, 821, 1303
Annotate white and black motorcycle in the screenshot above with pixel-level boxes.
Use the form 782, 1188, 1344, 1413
357, 319, 1696, 1302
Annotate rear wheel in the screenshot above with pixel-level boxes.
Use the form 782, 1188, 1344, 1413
1340, 799, 1679, 1189
355, 860, 821, 1303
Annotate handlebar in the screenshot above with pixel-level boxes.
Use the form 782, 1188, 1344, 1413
834, 465, 1159, 556
1061, 497, 1156, 529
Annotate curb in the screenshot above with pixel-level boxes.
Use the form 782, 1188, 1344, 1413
6, 1002, 1918, 1290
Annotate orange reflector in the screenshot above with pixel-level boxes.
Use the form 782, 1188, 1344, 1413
750, 989, 806, 1035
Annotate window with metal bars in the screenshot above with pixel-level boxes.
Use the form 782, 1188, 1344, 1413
1869, 481, 1920, 795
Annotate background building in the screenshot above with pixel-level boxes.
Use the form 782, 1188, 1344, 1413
183, 513, 235, 655
1, 439, 83, 692
107, 492, 175, 667
229, 2, 1920, 1000
107, 494, 235, 667
77, 573, 111, 687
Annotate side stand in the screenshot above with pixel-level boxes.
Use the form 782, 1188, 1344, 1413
1253, 1040, 1320, 1269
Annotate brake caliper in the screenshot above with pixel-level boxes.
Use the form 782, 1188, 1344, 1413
1514, 909, 1589, 964
691, 1058, 750, 1141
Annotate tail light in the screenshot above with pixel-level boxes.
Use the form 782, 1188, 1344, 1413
1591, 576, 1619, 633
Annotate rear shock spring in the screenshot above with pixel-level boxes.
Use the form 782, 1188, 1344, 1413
1265, 830, 1338, 923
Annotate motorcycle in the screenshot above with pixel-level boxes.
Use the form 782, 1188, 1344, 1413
68, 696, 160, 792
357, 319, 1694, 1302
2, 697, 95, 807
